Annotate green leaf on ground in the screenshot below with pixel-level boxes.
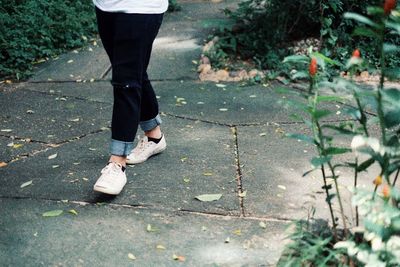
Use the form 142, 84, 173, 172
42, 210, 63, 217
20, 180, 33, 188
68, 209, 78, 215
259, 221, 267, 229
146, 224, 158, 232
156, 244, 166, 250
128, 253, 136, 260
195, 194, 222, 202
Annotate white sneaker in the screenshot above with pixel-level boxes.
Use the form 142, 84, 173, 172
93, 162, 127, 195
126, 135, 167, 165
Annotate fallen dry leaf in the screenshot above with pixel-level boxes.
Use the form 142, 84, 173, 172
20, 180, 33, 188
156, 244, 166, 250
195, 194, 222, 202
0, 162, 8, 168
172, 254, 185, 262
278, 185, 287, 190
48, 153, 58, 160
238, 191, 247, 198
233, 229, 242, 236
13, 144, 23, 149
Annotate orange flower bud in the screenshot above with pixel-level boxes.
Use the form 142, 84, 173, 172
373, 175, 383, 186
382, 184, 391, 198
352, 49, 361, 58
384, 0, 397, 15
309, 58, 317, 77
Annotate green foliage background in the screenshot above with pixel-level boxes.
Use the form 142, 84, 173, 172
0, 0, 180, 81
0, 0, 97, 80
211, 0, 399, 72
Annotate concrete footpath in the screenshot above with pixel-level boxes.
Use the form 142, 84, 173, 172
0, 1, 370, 266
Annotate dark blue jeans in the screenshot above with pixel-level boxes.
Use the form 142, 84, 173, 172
96, 7, 163, 156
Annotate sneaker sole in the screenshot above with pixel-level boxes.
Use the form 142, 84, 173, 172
126, 145, 166, 165
93, 185, 124, 195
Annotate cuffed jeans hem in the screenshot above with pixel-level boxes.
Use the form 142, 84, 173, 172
140, 114, 162, 131
110, 139, 134, 156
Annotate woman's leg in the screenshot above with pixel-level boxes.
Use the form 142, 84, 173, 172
94, 11, 163, 194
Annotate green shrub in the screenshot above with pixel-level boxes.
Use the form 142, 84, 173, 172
0, 0, 181, 80
210, 0, 400, 73
168, 0, 182, 12
0, 0, 97, 80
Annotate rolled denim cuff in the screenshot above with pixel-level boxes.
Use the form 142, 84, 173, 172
140, 114, 162, 132
110, 139, 134, 156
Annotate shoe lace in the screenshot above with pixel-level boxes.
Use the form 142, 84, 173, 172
101, 162, 122, 176
134, 137, 152, 153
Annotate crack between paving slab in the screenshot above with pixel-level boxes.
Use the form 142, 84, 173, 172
231, 126, 246, 217
5, 128, 109, 164
0, 195, 292, 224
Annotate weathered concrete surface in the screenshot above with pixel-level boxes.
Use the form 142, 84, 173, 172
1, 198, 287, 267
0, 88, 111, 143
1, 0, 375, 266
0, 117, 239, 215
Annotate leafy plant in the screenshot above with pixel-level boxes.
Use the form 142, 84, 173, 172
208, 0, 400, 74
278, 220, 345, 267
279, 1, 400, 265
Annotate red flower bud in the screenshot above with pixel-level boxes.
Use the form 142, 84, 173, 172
382, 184, 391, 198
352, 49, 361, 58
384, 0, 397, 15
309, 58, 317, 77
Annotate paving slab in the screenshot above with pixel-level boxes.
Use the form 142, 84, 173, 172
24, 81, 349, 126
0, 198, 287, 267
0, 136, 45, 163
24, 80, 113, 103
169, 1, 239, 22
155, 81, 348, 125
0, 117, 239, 215
237, 123, 381, 225
29, 44, 110, 82
0, 88, 111, 143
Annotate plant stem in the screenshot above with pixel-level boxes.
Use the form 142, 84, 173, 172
354, 157, 359, 227
309, 88, 340, 239
392, 169, 400, 187
312, 88, 348, 237
320, 164, 338, 240
355, 96, 369, 137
